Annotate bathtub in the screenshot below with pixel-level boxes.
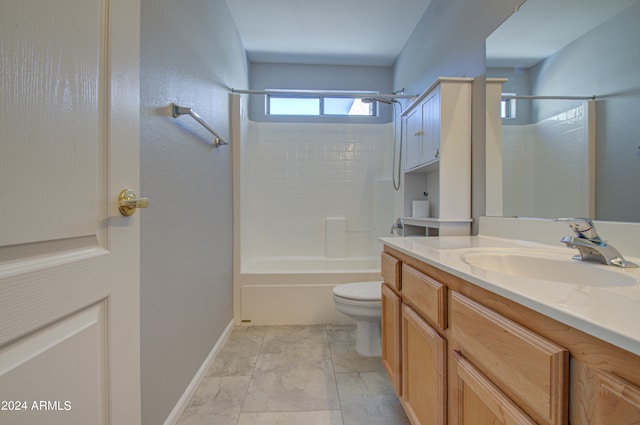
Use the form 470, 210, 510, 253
236, 256, 382, 326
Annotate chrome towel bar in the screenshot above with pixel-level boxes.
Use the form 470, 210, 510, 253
171, 103, 229, 147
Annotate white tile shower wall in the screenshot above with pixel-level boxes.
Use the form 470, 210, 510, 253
241, 122, 394, 260
503, 125, 535, 216
533, 105, 589, 218
502, 104, 589, 218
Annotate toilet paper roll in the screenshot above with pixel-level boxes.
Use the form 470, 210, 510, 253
412, 200, 429, 218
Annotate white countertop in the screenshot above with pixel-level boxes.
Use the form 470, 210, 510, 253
380, 235, 640, 356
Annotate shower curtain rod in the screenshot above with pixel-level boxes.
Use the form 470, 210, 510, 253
502, 95, 596, 101
230, 88, 416, 100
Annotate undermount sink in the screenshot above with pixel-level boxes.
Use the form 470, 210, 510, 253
460, 249, 639, 287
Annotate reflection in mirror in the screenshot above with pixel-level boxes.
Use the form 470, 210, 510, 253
485, 0, 640, 222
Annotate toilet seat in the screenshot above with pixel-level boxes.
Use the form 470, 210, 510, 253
332, 281, 381, 301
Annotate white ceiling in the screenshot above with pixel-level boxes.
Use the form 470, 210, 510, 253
225, 0, 432, 66
486, 0, 639, 68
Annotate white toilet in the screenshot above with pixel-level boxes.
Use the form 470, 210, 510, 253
332, 281, 382, 357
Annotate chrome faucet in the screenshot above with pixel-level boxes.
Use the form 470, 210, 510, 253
390, 218, 404, 236
555, 218, 638, 268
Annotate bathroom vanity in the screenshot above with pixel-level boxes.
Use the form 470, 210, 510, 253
380, 227, 640, 425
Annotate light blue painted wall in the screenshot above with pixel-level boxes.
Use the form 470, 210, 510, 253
393, 0, 523, 96
248, 62, 394, 123
139, 0, 248, 424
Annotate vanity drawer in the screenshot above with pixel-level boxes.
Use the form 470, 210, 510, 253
401, 264, 447, 330
451, 292, 568, 425
381, 252, 401, 291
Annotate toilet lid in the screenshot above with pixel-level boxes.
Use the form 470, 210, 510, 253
332, 281, 382, 301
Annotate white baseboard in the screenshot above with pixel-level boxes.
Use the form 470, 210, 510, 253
162, 319, 235, 425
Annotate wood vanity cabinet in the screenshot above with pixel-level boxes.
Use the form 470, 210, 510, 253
593, 371, 640, 424
402, 264, 448, 425
452, 350, 537, 425
381, 252, 402, 395
450, 292, 568, 425
383, 258, 449, 425
571, 358, 640, 424
381, 251, 401, 291
402, 303, 446, 425
381, 245, 640, 425
382, 283, 402, 394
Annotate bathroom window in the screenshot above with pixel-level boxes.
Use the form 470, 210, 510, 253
501, 93, 517, 119
266, 90, 378, 116
268, 96, 320, 115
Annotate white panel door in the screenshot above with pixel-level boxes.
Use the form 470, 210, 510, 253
0, 0, 141, 424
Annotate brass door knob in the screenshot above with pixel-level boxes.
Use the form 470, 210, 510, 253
118, 189, 149, 216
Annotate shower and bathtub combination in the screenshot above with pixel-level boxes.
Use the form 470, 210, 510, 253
231, 93, 404, 350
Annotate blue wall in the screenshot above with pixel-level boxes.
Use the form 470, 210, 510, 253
139, 0, 248, 423
393, 0, 523, 96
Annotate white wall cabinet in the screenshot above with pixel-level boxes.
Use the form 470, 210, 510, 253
404, 88, 441, 170
402, 78, 472, 236
404, 107, 423, 171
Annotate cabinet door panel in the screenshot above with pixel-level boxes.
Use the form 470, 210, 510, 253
453, 350, 537, 425
422, 88, 441, 164
451, 292, 568, 425
405, 108, 422, 170
402, 264, 447, 330
381, 252, 401, 291
402, 305, 446, 425
597, 372, 640, 424
382, 284, 402, 395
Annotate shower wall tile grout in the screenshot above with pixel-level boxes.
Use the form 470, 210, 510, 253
240, 122, 395, 261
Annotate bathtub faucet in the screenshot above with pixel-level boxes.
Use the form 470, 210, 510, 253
555, 218, 638, 268
390, 218, 404, 236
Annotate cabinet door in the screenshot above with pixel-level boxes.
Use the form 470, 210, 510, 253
381, 251, 401, 291
451, 292, 568, 424
402, 264, 447, 331
421, 88, 441, 165
382, 284, 402, 395
453, 351, 537, 425
596, 372, 640, 424
402, 305, 446, 425
571, 360, 640, 424
404, 107, 423, 170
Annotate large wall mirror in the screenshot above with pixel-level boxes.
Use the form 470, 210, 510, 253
485, 0, 640, 222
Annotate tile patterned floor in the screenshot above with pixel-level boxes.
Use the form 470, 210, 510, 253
176, 325, 410, 425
